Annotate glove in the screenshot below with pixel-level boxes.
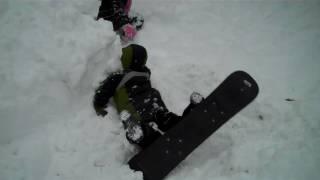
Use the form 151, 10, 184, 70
94, 106, 108, 117
119, 24, 137, 42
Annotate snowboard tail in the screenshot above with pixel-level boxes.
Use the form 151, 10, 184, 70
128, 71, 259, 180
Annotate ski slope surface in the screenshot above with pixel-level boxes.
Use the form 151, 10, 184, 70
0, 0, 319, 180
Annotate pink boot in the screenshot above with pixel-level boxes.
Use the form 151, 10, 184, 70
120, 23, 137, 42
124, 0, 132, 15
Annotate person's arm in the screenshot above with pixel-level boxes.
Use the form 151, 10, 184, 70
93, 72, 123, 116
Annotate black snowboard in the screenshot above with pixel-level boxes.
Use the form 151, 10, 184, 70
128, 71, 259, 180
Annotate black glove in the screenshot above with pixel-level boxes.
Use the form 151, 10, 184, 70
94, 106, 108, 117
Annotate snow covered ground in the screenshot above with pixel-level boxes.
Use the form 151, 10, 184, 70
0, 0, 319, 180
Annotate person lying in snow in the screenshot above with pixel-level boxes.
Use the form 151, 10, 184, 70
93, 44, 204, 148
96, 0, 144, 42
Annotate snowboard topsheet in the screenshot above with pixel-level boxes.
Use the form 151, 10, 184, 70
128, 71, 259, 180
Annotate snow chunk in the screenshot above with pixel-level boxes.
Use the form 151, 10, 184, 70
126, 125, 143, 142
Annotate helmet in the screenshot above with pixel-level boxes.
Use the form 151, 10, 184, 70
121, 44, 148, 71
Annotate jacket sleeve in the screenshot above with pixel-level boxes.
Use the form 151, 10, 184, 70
93, 72, 124, 110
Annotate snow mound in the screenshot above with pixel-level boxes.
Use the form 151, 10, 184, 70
0, 1, 129, 179
0, 0, 119, 143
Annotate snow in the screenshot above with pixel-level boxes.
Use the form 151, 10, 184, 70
190, 92, 204, 104
126, 124, 144, 142
0, 0, 319, 180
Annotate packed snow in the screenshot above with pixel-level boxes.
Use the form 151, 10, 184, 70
0, 0, 319, 180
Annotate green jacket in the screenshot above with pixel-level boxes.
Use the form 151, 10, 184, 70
93, 44, 167, 123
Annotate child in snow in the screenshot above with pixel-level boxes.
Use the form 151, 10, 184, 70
93, 44, 204, 148
96, 0, 144, 41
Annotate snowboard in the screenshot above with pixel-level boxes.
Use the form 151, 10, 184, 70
128, 71, 259, 180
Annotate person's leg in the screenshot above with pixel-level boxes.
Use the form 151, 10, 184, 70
121, 111, 145, 144
121, 110, 162, 148
97, 0, 113, 21
137, 123, 162, 148
122, 0, 132, 15
130, 111, 180, 148
153, 110, 182, 131
121, 0, 144, 31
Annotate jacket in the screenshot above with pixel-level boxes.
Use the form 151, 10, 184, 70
93, 66, 171, 123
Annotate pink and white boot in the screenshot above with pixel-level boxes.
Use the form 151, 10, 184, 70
120, 23, 137, 42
